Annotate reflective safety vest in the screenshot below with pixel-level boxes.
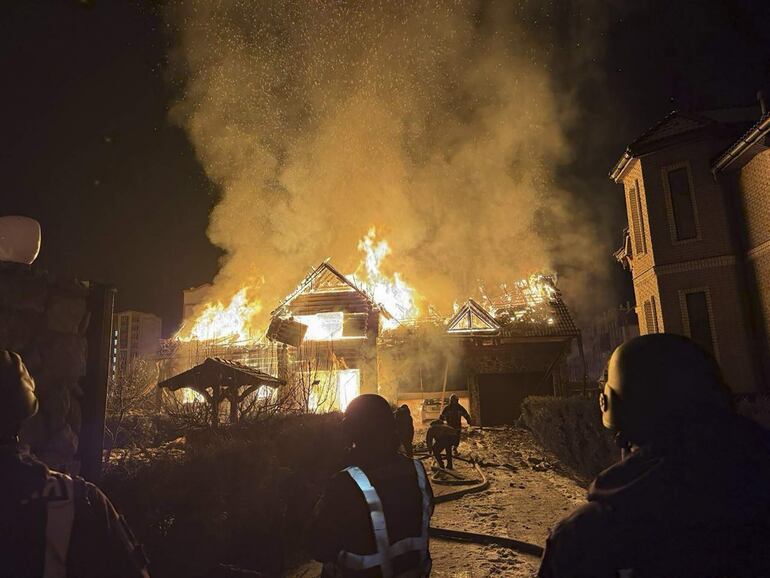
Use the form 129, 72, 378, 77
19, 471, 76, 578
333, 459, 431, 578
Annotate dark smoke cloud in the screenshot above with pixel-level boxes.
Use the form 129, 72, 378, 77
168, 0, 614, 324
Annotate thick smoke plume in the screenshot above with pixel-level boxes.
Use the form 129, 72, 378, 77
168, 1, 609, 325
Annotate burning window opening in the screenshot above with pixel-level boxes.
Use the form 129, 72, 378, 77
294, 312, 346, 341
307, 369, 361, 413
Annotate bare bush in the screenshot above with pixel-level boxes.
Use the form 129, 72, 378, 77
102, 413, 348, 577
105, 358, 159, 452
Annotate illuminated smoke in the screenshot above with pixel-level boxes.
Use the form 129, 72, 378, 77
167, 1, 610, 325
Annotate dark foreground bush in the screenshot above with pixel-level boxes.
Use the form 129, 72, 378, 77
106, 413, 181, 450
521, 396, 620, 481
103, 413, 347, 578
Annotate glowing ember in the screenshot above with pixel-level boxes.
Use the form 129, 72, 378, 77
349, 227, 419, 329
517, 273, 558, 306
177, 288, 262, 343
481, 273, 559, 326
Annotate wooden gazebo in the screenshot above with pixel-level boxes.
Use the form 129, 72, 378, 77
158, 357, 285, 426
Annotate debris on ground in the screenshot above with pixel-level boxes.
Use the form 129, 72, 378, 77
429, 425, 586, 577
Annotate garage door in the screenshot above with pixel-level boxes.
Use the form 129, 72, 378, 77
478, 372, 546, 425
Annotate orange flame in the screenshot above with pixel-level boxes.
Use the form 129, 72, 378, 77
349, 227, 419, 329
177, 288, 262, 343
179, 228, 420, 343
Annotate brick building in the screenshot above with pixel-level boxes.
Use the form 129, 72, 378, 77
611, 100, 770, 392
566, 303, 639, 384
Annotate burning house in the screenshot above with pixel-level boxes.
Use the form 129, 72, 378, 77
378, 277, 581, 426
264, 263, 581, 425
267, 261, 385, 411
164, 232, 583, 426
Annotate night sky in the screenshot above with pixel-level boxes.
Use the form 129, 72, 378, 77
2, 0, 770, 335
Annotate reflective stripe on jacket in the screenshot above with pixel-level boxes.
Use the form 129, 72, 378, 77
332, 459, 431, 578
15, 469, 77, 578
2, 445, 150, 578
41, 472, 76, 578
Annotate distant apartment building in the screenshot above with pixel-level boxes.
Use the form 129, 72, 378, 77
611, 97, 770, 392
111, 310, 162, 379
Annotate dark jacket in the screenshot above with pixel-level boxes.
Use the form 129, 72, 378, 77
309, 449, 433, 577
439, 401, 470, 431
538, 413, 770, 578
0, 444, 149, 578
394, 407, 415, 443
426, 422, 459, 452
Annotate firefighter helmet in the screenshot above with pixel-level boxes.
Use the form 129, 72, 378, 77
599, 334, 731, 444
343, 394, 397, 446
0, 351, 38, 431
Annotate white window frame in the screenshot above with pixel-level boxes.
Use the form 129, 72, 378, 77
678, 287, 719, 360
661, 161, 701, 244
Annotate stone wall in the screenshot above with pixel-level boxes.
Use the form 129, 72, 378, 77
0, 263, 91, 471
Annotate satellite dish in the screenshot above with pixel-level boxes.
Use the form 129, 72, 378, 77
0, 216, 41, 264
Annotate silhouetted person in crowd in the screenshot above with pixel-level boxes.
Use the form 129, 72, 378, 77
439, 394, 471, 454
394, 404, 415, 458
426, 419, 459, 470
0, 350, 150, 578
538, 334, 770, 578
310, 394, 433, 577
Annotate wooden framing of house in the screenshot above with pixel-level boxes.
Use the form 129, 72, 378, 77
380, 280, 581, 425
268, 261, 387, 403
261, 264, 582, 425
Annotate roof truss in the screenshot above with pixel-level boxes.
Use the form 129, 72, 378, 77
447, 299, 500, 334
272, 261, 376, 315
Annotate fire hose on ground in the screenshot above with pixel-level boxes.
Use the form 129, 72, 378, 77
413, 450, 545, 558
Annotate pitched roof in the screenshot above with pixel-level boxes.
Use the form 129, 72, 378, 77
629, 111, 714, 152
610, 111, 715, 182
610, 106, 760, 182
497, 296, 578, 338
271, 261, 380, 316
446, 278, 579, 339
158, 357, 284, 391
712, 112, 770, 173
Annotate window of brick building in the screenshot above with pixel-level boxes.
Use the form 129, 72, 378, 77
628, 180, 647, 254
684, 290, 715, 354
643, 297, 659, 334
665, 166, 699, 241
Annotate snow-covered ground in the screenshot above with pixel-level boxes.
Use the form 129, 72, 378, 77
429, 426, 586, 577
